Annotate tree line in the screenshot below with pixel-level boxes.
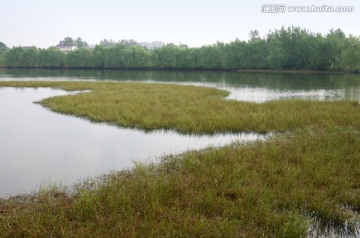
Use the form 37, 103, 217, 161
1, 26, 359, 72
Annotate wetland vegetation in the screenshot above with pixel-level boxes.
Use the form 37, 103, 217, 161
0, 81, 360, 134
0, 81, 360, 237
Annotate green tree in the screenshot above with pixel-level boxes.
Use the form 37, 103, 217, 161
0, 42, 7, 66
340, 36, 360, 72
75, 37, 88, 49
325, 29, 347, 70
47, 47, 66, 67
266, 34, 286, 69
4, 47, 23, 67
0, 41, 7, 50
0, 50, 5, 67
123, 45, 151, 68
99, 39, 116, 47
307, 33, 332, 70
3, 47, 38, 67
196, 45, 224, 70
1, 27, 359, 71
151, 45, 176, 69
37, 47, 66, 68
58, 37, 88, 48
245, 38, 268, 69
3, 46, 38, 67
66, 48, 92, 68
223, 39, 247, 69
92, 45, 106, 68
266, 26, 318, 69
249, 30, 260, 41
104, 44, 127, 68
173, 45, 193, 69
119, 39, 138, 48
59, 37, 75, 46
21, 47, 38, 67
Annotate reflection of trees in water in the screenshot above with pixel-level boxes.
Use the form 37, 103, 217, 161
344, 87, 360, 101
1, 68, 360, 92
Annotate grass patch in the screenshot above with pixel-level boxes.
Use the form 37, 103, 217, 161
0, 81, 359, 134
0, 81, 360, 236
1, 129, 359, 237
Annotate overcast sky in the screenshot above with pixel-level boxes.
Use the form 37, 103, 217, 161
0, 0, 359, 48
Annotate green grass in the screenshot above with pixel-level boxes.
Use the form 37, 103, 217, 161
0, 81, 360, 237
1, 129, 359, 237
0, 81, 359, 134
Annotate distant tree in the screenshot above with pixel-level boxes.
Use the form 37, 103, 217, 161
37, 47, 66, 68
197, 45, 224, 69
75, 37, 88, 48
66, 48, 92, 68
1, 27, 359, 71
325, 29, 347, 70
119, 39, 138, 47
59, 37, 75, 46
0, 48, 5, 67
0, 42, 7, 66
249, 30, 260, 41
92, 45, 106, 68
151, 45, 178, 69
266, 33, 286, 69
21, 47, 38, 67
340, 35, 360, 72
307, 33, 330, 70
246, 38, 268, 69
3, 46, 38, 67
4, 47, 23, 67
123, 45, 151, 68
99, 39, 139, 48
58, 37, 88, 48
99, 39, 116, 47
223, 39, 246, 69
0, 41, 7, 50
104, 44, 127, 68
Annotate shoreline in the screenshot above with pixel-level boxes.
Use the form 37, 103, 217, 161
0, 66, 357, 74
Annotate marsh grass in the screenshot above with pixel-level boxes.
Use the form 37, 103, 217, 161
0, 81, 360, 237
0, 129, 359, 237
0, 81, 359, 134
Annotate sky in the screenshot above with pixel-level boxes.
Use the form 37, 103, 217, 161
0, 0, 359, 48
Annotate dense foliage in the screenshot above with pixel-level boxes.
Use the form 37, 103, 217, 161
0, 50, 4, 67
2, 27, 360, 71
0, 42, 8, 66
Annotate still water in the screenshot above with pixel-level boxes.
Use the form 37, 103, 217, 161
1, 69, 360, 102
0, 87, 266, 196
1, 69, 360, 196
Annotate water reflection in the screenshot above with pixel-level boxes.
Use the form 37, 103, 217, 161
225, 88, 346, 102
1, 69, 360, 102
0, 88, 267, 197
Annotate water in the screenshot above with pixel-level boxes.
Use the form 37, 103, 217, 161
1, 69, 360, 196
1, 69, 360, 102
0, 87, 267, 196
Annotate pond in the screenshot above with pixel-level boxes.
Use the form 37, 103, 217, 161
1, 69, 360, 197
